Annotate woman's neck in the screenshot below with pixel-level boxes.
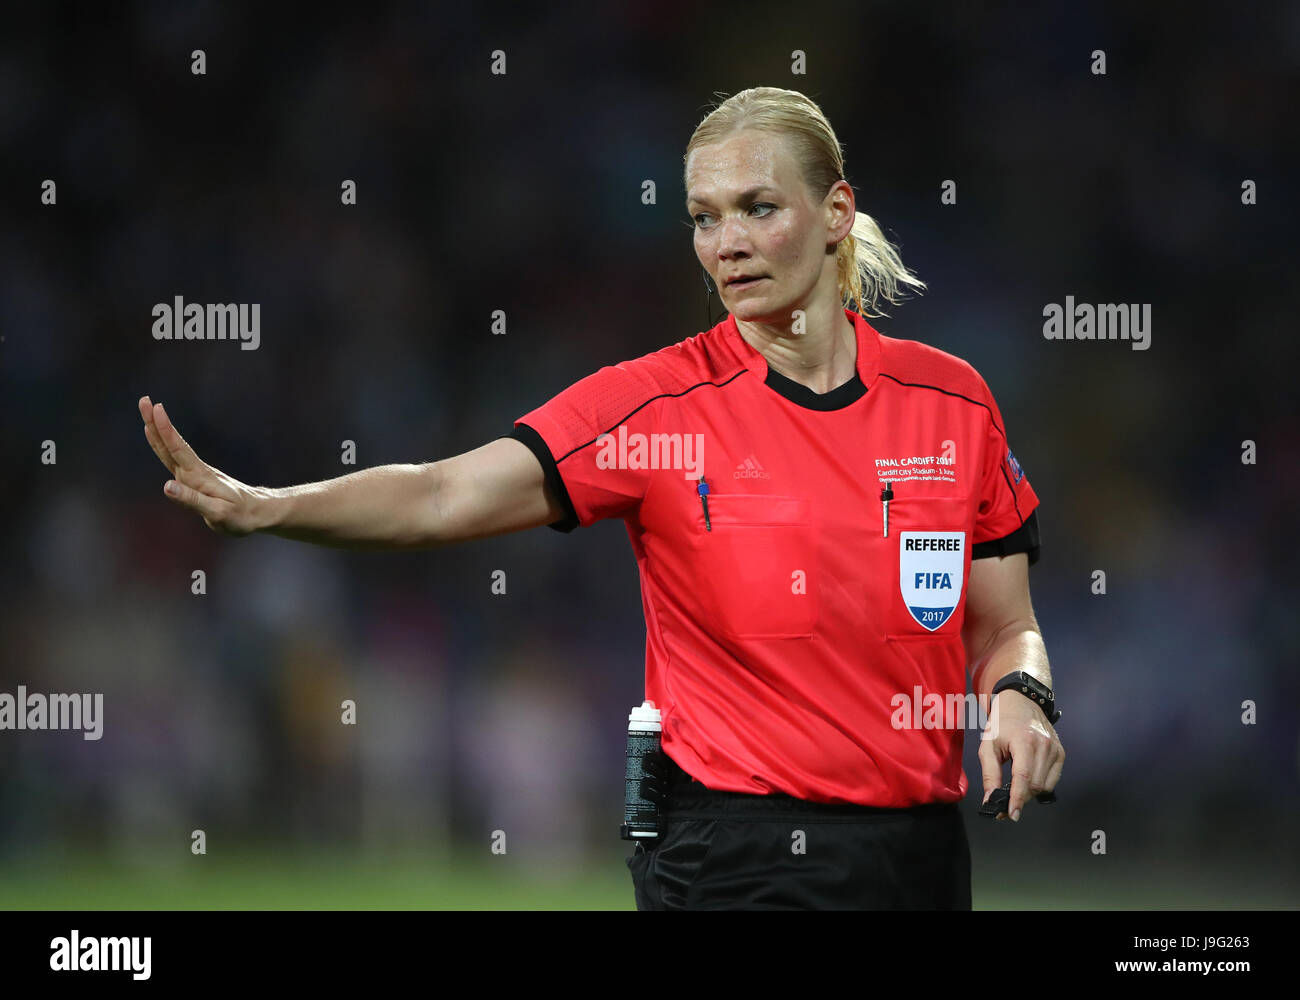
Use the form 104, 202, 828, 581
736, 304, 858, 394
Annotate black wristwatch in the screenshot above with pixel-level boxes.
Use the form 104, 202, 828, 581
991, 670, 1061, 724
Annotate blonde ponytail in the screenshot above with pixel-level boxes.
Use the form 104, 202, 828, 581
836, 210, 927, 319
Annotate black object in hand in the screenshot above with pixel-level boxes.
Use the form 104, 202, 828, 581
979, 781, 1057, 817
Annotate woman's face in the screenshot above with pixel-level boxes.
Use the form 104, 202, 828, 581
686, 129, 851, 325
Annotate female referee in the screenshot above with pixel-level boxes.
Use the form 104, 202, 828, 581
137, 86, 1064, 911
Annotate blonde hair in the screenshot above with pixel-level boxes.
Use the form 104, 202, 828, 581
685, 86, 925, 318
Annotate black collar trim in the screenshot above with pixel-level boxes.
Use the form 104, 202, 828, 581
763, 366, 867, 411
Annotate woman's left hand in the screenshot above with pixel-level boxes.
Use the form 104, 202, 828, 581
977, 689, 1065, 821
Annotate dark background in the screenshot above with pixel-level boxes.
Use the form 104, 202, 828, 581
0, 1, 1296, 907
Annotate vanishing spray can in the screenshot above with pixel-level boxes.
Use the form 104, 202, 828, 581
620, 700, 662, 841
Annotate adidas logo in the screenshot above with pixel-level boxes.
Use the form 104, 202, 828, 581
733, 455, 771, 480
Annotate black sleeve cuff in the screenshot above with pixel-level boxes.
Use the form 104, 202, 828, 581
504, 423, 580, 533
972, 508, 1040, 567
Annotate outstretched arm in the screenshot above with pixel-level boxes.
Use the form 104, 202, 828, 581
138, 395, 565, 549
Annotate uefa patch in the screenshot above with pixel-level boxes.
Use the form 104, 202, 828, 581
1006, 448, 1024, 483
899, 531, 966, 631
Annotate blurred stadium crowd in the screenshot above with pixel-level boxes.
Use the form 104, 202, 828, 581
0, 2, 1296, 890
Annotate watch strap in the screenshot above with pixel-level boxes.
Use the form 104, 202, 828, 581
992, 670, 1061, 725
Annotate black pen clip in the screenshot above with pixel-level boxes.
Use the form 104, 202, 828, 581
697, 475, 711, 531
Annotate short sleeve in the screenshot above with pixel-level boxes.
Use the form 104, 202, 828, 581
971, 374, 1042, 566
504, 361, 661, 532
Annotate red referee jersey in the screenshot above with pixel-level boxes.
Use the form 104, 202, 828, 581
507, 307, 1040, 807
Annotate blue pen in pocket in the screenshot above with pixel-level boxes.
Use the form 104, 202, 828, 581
697, 475, 711, 531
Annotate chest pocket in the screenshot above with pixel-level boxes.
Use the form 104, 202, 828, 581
885, 495, 971, 639
689, 494, 817, 639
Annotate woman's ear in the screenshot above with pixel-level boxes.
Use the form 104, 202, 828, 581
825, 179, 856, 243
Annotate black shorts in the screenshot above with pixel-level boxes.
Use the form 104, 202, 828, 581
626, 758, 971, 911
